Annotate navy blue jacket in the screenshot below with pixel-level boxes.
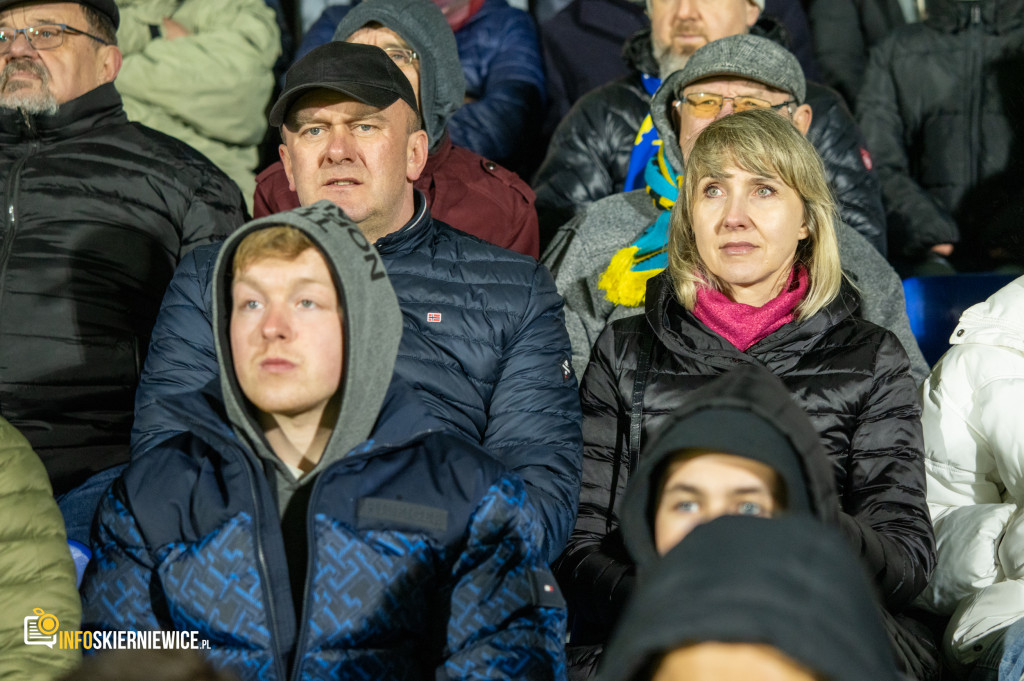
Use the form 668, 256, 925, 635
132, 197, 583, 562
83, 383, 568, 680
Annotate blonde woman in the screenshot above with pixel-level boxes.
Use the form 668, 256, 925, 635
557, 109, 938, 680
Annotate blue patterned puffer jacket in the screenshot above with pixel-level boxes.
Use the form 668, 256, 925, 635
82, 384, 567, 680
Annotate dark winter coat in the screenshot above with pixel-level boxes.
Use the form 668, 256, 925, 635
0, 83, 246, 494
558, 272, 937, 678
532, 28, 887, 254
83, 202, 566, 679
132, 195, 582, 563
856, 0, 1024, 265
809, 0, 908, 105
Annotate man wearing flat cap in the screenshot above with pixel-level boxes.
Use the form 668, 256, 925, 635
532, 0, 886, 256
543, 33, 928, 385
0, 0, 246, 542
133, 41, 584, 565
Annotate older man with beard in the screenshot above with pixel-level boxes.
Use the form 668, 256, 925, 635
0, 0, 246, 546
532, 0, 886, 256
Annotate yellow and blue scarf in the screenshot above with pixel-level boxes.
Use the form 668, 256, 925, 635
598, 145, 681, 307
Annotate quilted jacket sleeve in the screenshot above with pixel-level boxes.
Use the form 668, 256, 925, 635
442, 475, 567, 680
482, 262, 583, 563
554, 323, 636, 639
81, 482, 168, 633
532, 78, 645, 244
0, 419, 81, 680
856, 36, 959, 257
131, 245, 221, 455
448, 0, 546, 164
804, 82, 888, 256
837, 330, 935, 611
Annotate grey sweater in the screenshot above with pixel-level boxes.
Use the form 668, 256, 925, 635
543, 189, 929, 384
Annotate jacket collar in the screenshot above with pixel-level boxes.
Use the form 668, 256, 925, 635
373, 189, 435, 255
644, 271, 856, 357
0, 82, 127, 143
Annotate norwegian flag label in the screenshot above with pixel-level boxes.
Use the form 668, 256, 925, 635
427, 312, 442, 323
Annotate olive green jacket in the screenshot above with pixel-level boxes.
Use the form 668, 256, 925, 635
115, 0, 281, 208
0, 417, 81, 679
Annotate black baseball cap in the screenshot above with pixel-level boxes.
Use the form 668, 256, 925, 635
0, 0, 119, 29
269, 41, 419, 128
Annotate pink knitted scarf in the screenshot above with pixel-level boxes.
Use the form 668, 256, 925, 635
692, 267, 809, 351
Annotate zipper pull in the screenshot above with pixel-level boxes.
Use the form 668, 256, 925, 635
971, 3, 981, 24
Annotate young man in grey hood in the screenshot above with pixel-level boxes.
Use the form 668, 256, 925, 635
82, 201, 568, 679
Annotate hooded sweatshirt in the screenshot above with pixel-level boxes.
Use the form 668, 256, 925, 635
597, 515, 901, 681
211, 199, 402, 517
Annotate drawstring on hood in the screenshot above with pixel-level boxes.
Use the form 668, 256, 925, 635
333, 0, 467, 153
211, 200, 403, 509
620, 364, 840, 569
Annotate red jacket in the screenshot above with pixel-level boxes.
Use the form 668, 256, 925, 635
254, 135, 540, 258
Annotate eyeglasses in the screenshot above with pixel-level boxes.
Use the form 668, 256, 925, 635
0, 24, 110, 53
675, 92, 796, 118
383, 47, 418, 67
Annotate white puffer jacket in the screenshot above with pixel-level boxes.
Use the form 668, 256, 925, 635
918, 276, 1024, 673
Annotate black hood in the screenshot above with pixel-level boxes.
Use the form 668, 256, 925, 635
620, 363, 841, 569
926, 0, 1024, 33
598, 515, 900, 681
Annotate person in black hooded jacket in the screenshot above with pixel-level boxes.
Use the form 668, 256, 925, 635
597, 515, 901, 681
531, 0, 885, 253
856, 0, 1024, 273
556, 109, 938, 680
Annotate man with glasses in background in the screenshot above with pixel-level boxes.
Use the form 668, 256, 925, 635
543, 34, 928, 383
0, 0, 246, 546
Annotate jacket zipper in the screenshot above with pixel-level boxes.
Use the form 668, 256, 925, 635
968, 6, 983, 191
288, 473, 326, 681
0, 132, 35, 316
241, 457, 289, 681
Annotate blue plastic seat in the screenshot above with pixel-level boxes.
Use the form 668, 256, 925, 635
903, 274, 1017, 367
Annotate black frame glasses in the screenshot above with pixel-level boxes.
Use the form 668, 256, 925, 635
0, 24, 111, 53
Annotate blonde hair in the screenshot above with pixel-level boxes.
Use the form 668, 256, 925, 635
667, 108, 842, 319
232, 226, 317, 278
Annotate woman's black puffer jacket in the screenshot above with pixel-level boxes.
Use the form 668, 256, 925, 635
556, 272, 936, 675
533, 26, 887, 254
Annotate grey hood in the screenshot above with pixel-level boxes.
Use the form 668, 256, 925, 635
333, 0, 466, 153
211, 200, 402, 499
649, 71, 687, 179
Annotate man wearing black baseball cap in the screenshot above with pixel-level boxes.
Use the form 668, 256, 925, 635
0, 0, 246, 546
134, 40, 584, 566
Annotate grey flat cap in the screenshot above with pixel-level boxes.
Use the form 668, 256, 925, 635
667, 34, 805, 105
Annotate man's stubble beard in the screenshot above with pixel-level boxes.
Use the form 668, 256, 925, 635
0, 59, 58, 115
